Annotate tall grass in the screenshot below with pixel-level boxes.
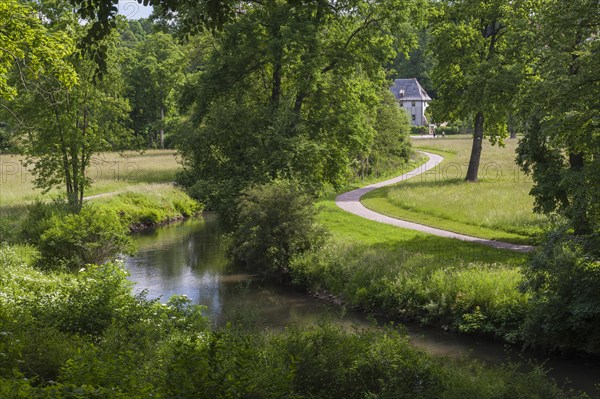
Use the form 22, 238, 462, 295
291, 198, 529, 342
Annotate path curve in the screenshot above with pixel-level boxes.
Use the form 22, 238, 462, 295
336, 152, 534, 253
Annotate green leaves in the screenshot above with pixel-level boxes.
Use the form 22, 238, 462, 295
177, 0, 419, 213
516, 0, 600, 237
0, 0, 77, 101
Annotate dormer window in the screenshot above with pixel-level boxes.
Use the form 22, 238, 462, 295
399, 89, 405, 98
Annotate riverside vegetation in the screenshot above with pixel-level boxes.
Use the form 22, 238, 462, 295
2, 0, 598, 396
0, 155, 590, 397
0, 244, 586, 398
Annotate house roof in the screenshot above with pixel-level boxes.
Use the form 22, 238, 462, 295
390, 78, 431, 101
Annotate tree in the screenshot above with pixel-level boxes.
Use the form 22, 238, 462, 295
177, 0, 419, 218
17, 58, 131, 209
0, 0, 76, 101
355, 91, 412, 178
123, 32, 185, 148
6, 3, 132, 209
516, 0, 599, 238
429, 0, 536, 181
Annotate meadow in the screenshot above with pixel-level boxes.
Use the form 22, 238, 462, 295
0, 150, 180, 206
0, 150, 182, 242
361, 136, 549, 244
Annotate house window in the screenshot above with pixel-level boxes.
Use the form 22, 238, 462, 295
411, 101, 416, 107
412, 115, 416, 121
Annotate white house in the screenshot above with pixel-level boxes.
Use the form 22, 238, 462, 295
390, 78, 431, 126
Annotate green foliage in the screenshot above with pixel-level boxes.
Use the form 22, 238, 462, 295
230, 180, 327, 276
122, 32, 186, 148
177, 0, 420, 213
516, 0, 599, 238
19, 199, 70, 245
435, 125, 460, 135
38, 206, 134, 270
355, 92, 413, 178
520, 227, 600, 354
0, 0, 76, 101
411, 125, 429, 135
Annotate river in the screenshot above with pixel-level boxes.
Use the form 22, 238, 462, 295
124, 215, 600, 396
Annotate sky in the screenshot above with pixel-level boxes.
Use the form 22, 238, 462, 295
117, 0, 153, 20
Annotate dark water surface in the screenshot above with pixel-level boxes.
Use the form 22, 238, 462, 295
124, 215, 600, 396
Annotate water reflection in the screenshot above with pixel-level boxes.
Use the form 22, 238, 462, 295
124, 215, 600, 396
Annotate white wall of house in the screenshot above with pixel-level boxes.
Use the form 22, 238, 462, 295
399, 100, 428, 126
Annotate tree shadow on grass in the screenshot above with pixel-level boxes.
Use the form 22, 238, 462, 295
375, 234, 527, 266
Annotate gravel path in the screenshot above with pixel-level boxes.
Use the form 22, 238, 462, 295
335, 152, 534, 253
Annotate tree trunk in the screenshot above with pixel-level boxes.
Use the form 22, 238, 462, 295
569, 151, 590, 236
160, 106, 165, 149
465, 111, 484, 182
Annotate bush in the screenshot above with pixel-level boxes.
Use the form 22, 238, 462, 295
411, 126, 429, 135
20, 199, 70, 245
230, 179, 327, 277
521, 227, 600, 354
434, 125, 460, 135
38, 205, 133, 270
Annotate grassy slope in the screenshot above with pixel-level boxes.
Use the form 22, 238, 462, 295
0, 150, 182, 242
361, 136, 548, 244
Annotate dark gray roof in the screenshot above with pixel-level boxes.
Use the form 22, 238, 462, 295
390, 78, 431, 101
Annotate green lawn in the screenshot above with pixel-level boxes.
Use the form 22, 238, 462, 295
292, 192, 529, 342
361, 136, 548, 244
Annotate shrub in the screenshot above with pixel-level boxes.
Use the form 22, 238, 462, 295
20, 199, 70, 245
230, 179, 327, 277
411, 126, 429, 135
521, 227, 600, 354
38, 205, 133, 270
434, 125, 460, 135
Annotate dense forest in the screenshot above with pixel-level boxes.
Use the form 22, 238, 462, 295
1, 0, 599, 397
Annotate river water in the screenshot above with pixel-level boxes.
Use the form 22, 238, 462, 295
124, 215, 600, 396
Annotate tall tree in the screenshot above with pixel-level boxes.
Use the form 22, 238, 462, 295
430, 0, 536, 181
123, 32, 185, 148
177, 0, 420, 217
516, 0, 599, 238
0, 0, 76, 102
7, 3, 132, 209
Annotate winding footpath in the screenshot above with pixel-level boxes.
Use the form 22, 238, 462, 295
336, 152, 534, 253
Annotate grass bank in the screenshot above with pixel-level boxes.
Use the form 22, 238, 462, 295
0, 245, 585, 399
0, 149, 184, 243
291, 196, 530, 343
361, 137, 548, 244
